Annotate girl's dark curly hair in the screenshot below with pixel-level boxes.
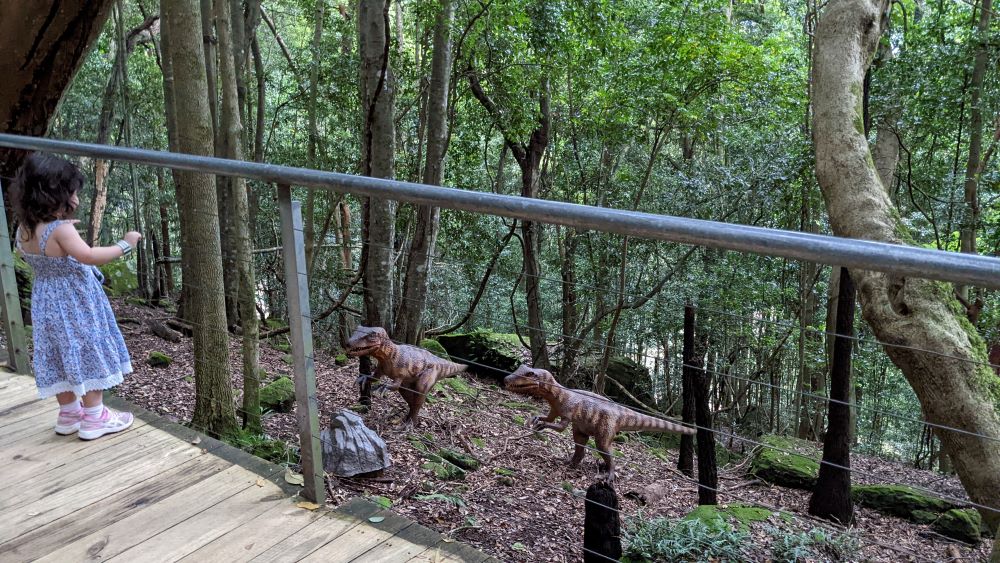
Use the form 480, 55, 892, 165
10, 153, 83, 240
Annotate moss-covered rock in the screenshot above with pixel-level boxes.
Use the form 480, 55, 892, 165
146, 351, 172, 368
851, 485, 957, 520
912, 509, 938, 524
420, 338, 451, 360
749, 435, 820, 490
682, 503, 774, 532
260, 376, 295, 413
437, 330, 526, 380
334, 353, 349, 366
933, 508, 981, 544
437, 448, 481, 471
99, 260, 138, 296
572, 355, 658, 412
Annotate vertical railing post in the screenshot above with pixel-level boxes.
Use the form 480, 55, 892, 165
277, 183, 325, 504
0, 181, 30, 373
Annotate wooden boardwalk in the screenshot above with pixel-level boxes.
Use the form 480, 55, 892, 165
0, 373, 495, 563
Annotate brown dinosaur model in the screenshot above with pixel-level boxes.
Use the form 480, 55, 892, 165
504, 364, 695, 482
345, 326, 468, 428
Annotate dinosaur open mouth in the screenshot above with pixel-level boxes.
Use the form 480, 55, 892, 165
503, 376, 534, 393
345, 343, 377, 356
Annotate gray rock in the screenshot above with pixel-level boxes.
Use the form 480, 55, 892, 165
321, 410, 391, 477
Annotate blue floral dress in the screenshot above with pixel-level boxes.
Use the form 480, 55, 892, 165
18, 221, 132, 398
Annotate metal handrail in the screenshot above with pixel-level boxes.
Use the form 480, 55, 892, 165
3, 132, 1000, 288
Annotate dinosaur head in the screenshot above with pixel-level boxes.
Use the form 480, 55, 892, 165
345, 325, 390, 357
504, 365, 556, 398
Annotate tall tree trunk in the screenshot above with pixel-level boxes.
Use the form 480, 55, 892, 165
809, 267, 856, 524
958, 0, 992, 303
305, 0, 325, 272
157, 168, 174, 294
89, 6, 126, 246
359, 0, 397, 401
203, 0, 237, 327
678, 304, 696, 477
814, 0, 1000, 532
217, 0, 262, 434
694, 330, 717, 505
468, 69, 551, 370
0, 1, 115, 177
163, 0, 237, 438
395, 0, 453, 344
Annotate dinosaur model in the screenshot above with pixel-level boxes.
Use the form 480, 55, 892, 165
504, 364, 695, 482
345, 325, 468, 428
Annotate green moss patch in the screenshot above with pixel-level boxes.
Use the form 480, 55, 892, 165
334, 353, 349, 366
933, 508, 982, 544
682, 503, 774, 532
146, 351, 172, 368
749, 435, 820, 490
439, 376, 478, 398
260, 376, 295, 413
851, 485, 957, 521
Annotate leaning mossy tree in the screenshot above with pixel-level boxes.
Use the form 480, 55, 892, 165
813, 0, 1000, 535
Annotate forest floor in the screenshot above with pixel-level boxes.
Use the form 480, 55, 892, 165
111, 300, 991, 562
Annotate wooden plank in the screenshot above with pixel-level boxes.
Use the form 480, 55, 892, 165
0, 424, 164, 510
0, 391, 46, 423
0, 409, 63, 447
300, 507, 413, 563
359, 520, 447, 563
105, 476, 291, 562
0, 453, 232, 559
0, 435, 214, 543
177, 497, 324, 562
276, 185, 323, 505
0, 184, 30, 374
248, 498, 383, 563
33, 464, 255, 563
407, 536, 492, 563
0, 421, 160, 499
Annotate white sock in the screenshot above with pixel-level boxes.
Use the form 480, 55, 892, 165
59, 402, 82, 414
83, 404, 104, 418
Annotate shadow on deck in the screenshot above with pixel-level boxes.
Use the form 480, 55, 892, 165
0, 373, 495, 563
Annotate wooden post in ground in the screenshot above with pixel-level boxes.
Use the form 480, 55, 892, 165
277, 183, 325, 504
583, 481, 622, 562
0, 181, 29, 373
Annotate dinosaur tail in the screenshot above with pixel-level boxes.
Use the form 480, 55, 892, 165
619, 410, 696, 435
443, 362, 469, 377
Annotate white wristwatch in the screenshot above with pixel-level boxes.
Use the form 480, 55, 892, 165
116, 240, 133, 256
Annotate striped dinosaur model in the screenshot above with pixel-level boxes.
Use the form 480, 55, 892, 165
504, 364, 695, 482
345, 325, 468, 428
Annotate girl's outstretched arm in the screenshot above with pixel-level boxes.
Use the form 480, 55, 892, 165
50, 222, 141, 266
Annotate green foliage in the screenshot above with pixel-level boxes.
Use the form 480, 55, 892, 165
99, 260, 137, 296
622, 515, 749, 562
768, 526, 861, 563
228, 429, 297, 465
368, 495, 393, 509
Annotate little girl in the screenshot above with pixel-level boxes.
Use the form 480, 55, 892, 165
11, 153, 142, 440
